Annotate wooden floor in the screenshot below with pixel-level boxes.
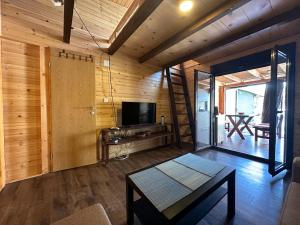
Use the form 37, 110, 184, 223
0, 146, 290, 225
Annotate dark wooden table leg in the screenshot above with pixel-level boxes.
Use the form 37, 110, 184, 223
165, 125, 168, 145
227, 171, 236, 220
227, 116, 235, 137
126, 180, 134, 225
105, 145, 109, 165
240, 117, 254, 135
227, 116, 245, 139
255, 128, 258, 141
102, 142, 106, 166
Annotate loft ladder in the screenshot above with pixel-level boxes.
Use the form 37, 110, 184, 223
166, 64, 195, 148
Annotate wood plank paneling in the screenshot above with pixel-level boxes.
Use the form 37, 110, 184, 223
95, 52, 171, 157
0, 39, 171, 181
40, 47, 50, 173
1, 0, 129, 53
2, 39, 42, 183
0, 32, 5, 191
121, 0, 228, 59
2, 0, 300, 69
110, 0, 134, 8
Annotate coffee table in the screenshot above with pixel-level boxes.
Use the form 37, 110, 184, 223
126, 153, 235, 225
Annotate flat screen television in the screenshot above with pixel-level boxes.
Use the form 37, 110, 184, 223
122, 102, 156, 126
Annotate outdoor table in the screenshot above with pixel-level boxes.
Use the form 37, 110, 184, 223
226, 114, 254, 140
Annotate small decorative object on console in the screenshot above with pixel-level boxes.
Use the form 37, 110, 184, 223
135, 130, 152, 138
161, 116, 165, 125
109, 127, 120, 131
109, 136, 122, 144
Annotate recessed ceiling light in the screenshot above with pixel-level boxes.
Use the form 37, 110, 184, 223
179, 0, 194, 12
52, 0, 64, 7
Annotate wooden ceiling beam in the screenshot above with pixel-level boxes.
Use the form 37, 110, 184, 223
108, 0, 163, 55
223, 78, 268, 89
163, 6, 300, 68
109, 0, 143, 44
198, 81, 210, 86
63, 0, 75, 43
248, 69, 264, 79
225, 74, 242, 82
139, 0, 251, 63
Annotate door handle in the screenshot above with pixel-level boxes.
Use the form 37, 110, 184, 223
90, 106, 96, 116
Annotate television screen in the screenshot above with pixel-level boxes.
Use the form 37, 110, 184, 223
122, 102, 156, 126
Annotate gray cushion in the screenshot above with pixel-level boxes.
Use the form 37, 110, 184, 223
280, 182, 300, 225
51, 204, 112, 225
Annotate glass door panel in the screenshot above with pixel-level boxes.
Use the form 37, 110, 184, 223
269, 48, 289, 175
195, 70, 213, 150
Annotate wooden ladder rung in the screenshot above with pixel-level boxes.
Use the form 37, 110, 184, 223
170, 72, 182, 77
172, 82, 183, 86
179, 123, 189, 126
181, 133, 192, 138
171, 67, 181, 71
173, 92, 185, 95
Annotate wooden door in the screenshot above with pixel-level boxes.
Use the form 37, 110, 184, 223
50, 50, 96, 171
0, 142, 4, 190
0, 131, 4, 190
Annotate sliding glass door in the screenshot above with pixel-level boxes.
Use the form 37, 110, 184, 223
194, 70, 213, 150
269, 47, 291, 176
195, 43, 295, 176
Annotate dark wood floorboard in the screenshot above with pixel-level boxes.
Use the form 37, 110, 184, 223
0, 146, 289, 225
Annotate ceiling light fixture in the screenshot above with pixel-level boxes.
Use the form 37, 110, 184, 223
179, 0, 194, 12
51, 0, 64, 7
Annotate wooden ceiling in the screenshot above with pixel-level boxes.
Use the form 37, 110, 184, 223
119, 0, 228, 59
197, 61, 288, 89
110, 0, 134, 8
214, 63, 287, 87
2, 0, 134, 49
133, 0, 300, 66
193, 18, 300, 66
2, 0, 300, 65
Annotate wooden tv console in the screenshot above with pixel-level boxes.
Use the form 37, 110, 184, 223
101, 124, 173, 165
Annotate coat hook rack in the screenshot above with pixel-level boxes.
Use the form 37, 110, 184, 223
58, 50, 94, 62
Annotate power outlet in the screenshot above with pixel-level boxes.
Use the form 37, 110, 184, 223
103, 97, 109, 103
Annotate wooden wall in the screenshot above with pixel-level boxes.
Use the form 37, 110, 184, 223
0, 37, 5, 191
95, 52, 171, 157
186, 33, 300, 156
1, 39, 43, 183
0, 38, 171, 183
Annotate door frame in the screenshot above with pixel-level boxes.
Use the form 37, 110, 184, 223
194, 70, 214, 151
195, 42, 296, 170
269, 45, 295, 175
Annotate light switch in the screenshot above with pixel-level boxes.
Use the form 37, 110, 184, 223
103, 59, 110, 67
